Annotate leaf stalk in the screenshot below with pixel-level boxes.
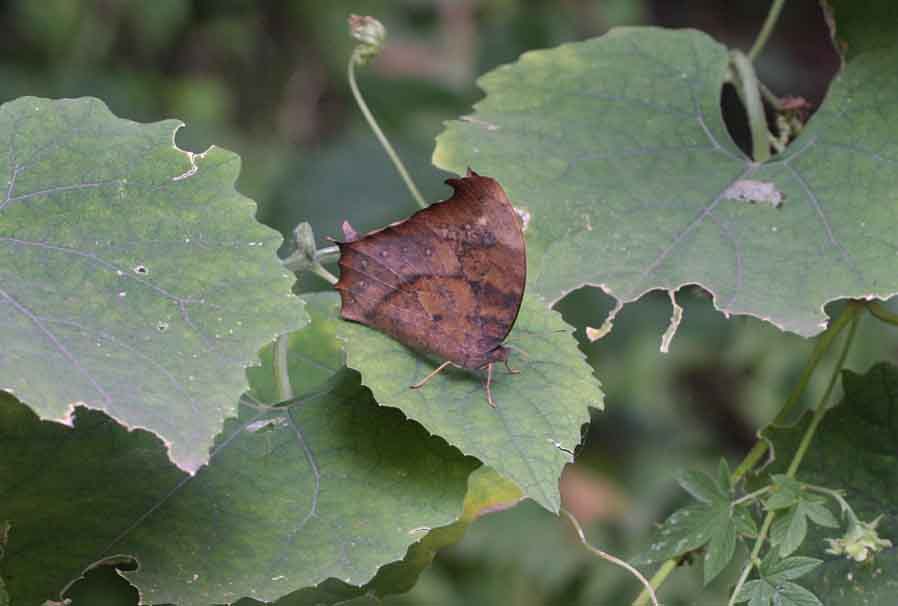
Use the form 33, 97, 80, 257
748, 0, 787, 62
729, 50, 770, 163
632, 560, 675, 606
348, 48, 427, 209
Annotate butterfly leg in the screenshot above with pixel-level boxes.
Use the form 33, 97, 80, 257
484, 362, 497, 407
503, 359, 520, 375
410, 360, 453, 390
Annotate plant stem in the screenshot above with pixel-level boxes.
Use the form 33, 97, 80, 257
316, 246, 340, 264
732, 486, 771, 507
732, 303, 854, 476
748, 0, 787, 62
560, 509, 659, 606
729, 50, 770, 163
757, 80, 786, 111
731, 439, 770, 484
804, 484, 852, 516
310, 263, 339, 285
866, 301, 898, 327
786, 309, 860, 477
348, 50, 427, 209
728, 305, 861, 605
633, 560, 676, 606
728, 517, 767, 606
773, 303, 856, 426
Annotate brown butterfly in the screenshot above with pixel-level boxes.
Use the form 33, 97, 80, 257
334, 170, 526, 406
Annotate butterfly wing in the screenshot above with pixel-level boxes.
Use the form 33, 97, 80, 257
335, 172, 526, 369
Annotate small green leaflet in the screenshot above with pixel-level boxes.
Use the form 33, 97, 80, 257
734, 552, 823, 606
636, 462, 756, 584
765, 475, 839, 558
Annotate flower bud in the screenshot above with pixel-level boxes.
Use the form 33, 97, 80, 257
825, 515, 893, 562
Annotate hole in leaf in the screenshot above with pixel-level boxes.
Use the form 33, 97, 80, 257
63, 556, 138, 606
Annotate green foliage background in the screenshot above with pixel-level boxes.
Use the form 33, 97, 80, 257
2, 1, 896, 605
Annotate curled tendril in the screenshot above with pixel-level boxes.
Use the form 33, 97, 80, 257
348, 14, 386, 65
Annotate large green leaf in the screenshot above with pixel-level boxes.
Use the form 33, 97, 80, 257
336, 292, 601, 513
261, 466, 523, 606
434, 27, 898, 337
0, 294, 477, 606
0, 96, 302, 472
764, 363, 898, 604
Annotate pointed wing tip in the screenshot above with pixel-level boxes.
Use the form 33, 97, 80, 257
445, 169, 493, 192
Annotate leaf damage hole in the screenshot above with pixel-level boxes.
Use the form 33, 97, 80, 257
723, 180, 784, 208
156, 321, 169, 332
133, 264, 148, 275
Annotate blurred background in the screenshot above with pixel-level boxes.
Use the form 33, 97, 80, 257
5, 1, 893, 605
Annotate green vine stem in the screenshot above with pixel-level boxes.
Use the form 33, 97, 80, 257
729, 50, 770, 163
728, 308, 862, 605
748, 0, 786, 62
731, 486, 772, 507
804, 484, 853, 518
281, 222, 340, 285
633, 560, 675, 606
560, 509, 659, 606
347, 15, 427, 210
758, 80, 785, 112
309, 263, 339, 285
728, 303, 856, 484
730, 439, 770, 485
727, 512, 775, 606
773, 303, 860, 426
315, 245, 340, 264
785, 310, 860, 476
